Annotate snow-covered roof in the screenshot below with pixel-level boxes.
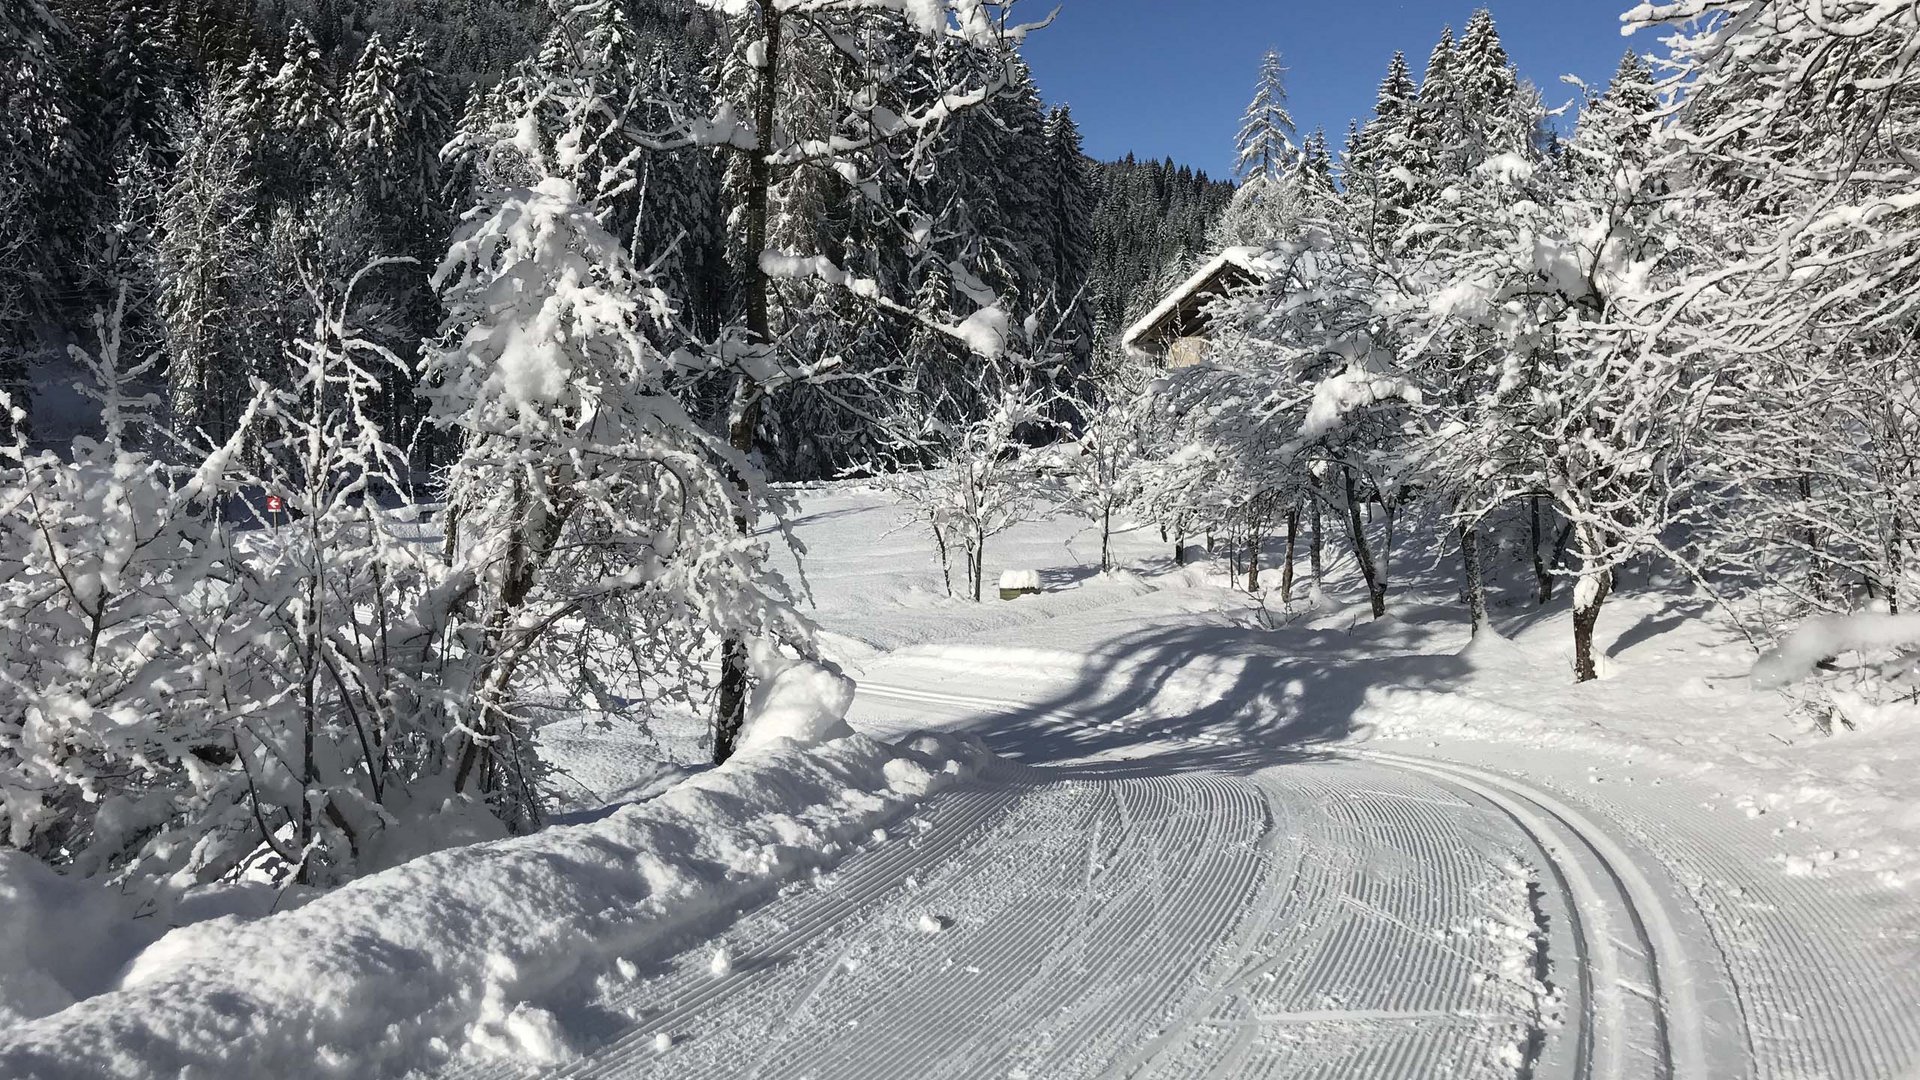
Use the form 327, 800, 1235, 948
1121, 246, 1272, 351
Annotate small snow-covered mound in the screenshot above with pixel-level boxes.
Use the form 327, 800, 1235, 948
0, 854, 135, 1026
0, 731, 996, 1079
737, 641, 857, 756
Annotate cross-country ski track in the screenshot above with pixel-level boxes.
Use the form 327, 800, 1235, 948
442, 671, 1920, 1080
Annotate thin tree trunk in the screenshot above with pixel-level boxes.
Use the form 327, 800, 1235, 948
1891, 510, 1904, 616
933, 518, 953, 597
1174, 526, 1186, 566
1245, 520, 1261, 592
1281, 504, 1298, 604
1529, 496, 1553, 606
1541, 520, 1574, 602
1460, 518, 1488, 637
1101, 502, 1112, 573
1799, 470, 1826, 602
714, 2, 783, 766
1342, 465, 1386, 618
1309, 480, 1323, 589
971, 540, 985, 602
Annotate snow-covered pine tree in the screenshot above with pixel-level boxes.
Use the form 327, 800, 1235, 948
0, 0, 76, 430
264, 22, 340, 205
342, 32, 403, 175
156, 78, 268, 444
1235, 49, 1298, 184
1299, 128, 1334, 191
1042, 104, 1096, 367
1346, 50, 1416, 246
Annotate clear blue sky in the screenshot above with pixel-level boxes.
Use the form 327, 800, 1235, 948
1021, 0, 1650, 179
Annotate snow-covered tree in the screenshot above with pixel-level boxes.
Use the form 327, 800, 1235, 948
1061, 358, 1151, 574
156, 79, 266, 444
1630, 0, 1920, 638
873, 373, 1050, 602
0, 294, 263, 886
1235, 49, 1298, 184
423, 175, 808, 787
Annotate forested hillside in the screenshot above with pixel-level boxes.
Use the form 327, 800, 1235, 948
0, 0, 1235, 894
1085, 155, 1235, 346
3, 0, 1228, 480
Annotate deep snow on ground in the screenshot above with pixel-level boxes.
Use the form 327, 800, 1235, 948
3, 480, 1918, 1079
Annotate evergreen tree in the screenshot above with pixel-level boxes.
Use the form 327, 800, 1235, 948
342, 32, 402, 172
1300, 128, 1334, 190
156, 78, 266, 443
1235, 49, 1298, 183
0, 0, 78, 421
264, 21, 339, 204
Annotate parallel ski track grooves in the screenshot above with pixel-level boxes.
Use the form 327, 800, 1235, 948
440, 767, 1033, 1080
442, 672, 1916, 1080
1356, 750, 1694, 1080
1123, 764, 1547, 1080
848, 679, 1578, 1079
848, 675, 1918, 1079
1545, 763, 1920, 1080
486, 767, 1269, 1080
577, 778, 1030, 1079
751, 769, 1267, 1080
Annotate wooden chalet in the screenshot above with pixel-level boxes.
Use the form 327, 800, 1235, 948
1120, 246, 1271, 368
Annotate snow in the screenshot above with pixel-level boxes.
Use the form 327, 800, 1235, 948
0, 729, 992, 1079
738, 641, 858, 755
1476, 151, 1536, 184
1749, 613, 1920, 690
1120, 246, 1271, 352
0, 854, 137, 1026
997, 568, 1040, 591
6, 482, 1920, 1078
951, 303, 1011, 359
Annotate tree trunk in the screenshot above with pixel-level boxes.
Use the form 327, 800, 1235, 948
933, 517, 953, 597
1174, 527, 1186, 566
1529, 496, 1553, 606
1890, 510, 1904, 616
1460, 518, 1488, 637
971, 540, 985, 602
714, 2, 783, 766
1101, 502, 1112, 573
1342, 465, 1387, 618
1799, 469, 1827, 603
1309, 480, 1324, 589
1245, 523, 1260, 592
1571, 569, 1613, 683
1281, 504, 1298, 604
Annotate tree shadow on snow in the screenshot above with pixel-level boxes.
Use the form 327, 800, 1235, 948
941, 619, 1474, 774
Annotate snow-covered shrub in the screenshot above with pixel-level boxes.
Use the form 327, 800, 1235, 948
871, 375, 1051, 603
0, 300, 262, 884
423, 176, 808, 807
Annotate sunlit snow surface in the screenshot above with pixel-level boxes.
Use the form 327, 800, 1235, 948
4, 481, 1919, 1079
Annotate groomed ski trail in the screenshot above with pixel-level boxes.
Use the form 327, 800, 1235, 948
437, 675, 1920, 1080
